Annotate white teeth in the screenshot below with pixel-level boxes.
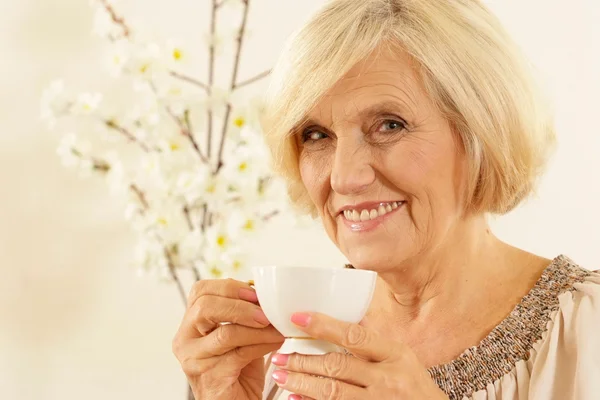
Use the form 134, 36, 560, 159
342, 201, 404, 222
360, 209, 370, 221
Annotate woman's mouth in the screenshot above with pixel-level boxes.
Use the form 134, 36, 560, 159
339, 201, 405, 232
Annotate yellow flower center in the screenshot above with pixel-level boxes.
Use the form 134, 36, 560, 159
169, 142, 180, 151
210, 267, 222, 278
216, 235, 227, 248
157, 217, 168, 226
173, 48, 183, 61
234, 117, 245, 127
206, 182, 217, 193
232, 260, 242, 270
243, 219, 254, 231
238, 162, 248, 172
139, 64, 149, 73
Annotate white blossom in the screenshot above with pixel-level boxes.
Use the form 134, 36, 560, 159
72, 92, 103, 115
40, 80, 69, 129
104, 151, 128, 196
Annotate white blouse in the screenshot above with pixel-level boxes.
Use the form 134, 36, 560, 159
264, 255, 600, 400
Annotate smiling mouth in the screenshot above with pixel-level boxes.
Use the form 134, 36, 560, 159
341, 201, 405, 222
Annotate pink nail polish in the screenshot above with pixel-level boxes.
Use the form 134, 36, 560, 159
272, 369, 288, 384
289, 395, 302, 400
291, 312, 311, 327
271, 353, 289, 366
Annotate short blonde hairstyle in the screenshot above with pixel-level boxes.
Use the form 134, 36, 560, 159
262, 0, 555, 215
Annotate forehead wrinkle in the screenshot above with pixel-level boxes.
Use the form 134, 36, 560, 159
300, 70, 425, 132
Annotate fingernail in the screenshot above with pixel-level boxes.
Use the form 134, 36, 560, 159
291, 312, 311, 327
272, 369, 288, 384
289, 395, 302, 400
239, 288, 259, 303
254, 309, 270, 325
271, 353, 289, 366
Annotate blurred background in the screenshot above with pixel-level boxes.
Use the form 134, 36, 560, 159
0, 0, 598, 399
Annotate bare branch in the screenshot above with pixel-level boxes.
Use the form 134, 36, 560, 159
234, 69, 271, 90
98, 0, 130, 38
169, 71, 209, 93
163, 248, 187, 306
206, 0, 218, 158
129, 184, 150, 210
183, 205, 194, 231
164, 107, 209, 163
261, 210, 279, 221
105, 119, 152, 152
216, 0, 251, 173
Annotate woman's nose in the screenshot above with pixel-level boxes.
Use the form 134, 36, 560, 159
330, 140, 376, 195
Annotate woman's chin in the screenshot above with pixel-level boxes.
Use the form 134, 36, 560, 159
343, 247, 412, 272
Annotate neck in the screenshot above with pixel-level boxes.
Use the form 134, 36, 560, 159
375, 215, 517, 323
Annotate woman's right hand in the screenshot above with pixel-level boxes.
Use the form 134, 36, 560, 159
172, 279, 284, 400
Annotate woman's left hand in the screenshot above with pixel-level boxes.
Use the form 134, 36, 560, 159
270, 312, 449, 400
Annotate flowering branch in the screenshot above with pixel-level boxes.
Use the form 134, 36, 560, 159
45, 0, 290, 331
215, 0, 251, 173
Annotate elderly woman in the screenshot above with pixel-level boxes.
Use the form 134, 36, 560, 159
172, 0, 600, 399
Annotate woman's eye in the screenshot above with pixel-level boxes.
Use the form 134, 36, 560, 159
302, 130, 328, 142
379, 120, 405, 132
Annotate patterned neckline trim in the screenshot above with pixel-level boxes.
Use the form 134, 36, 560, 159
427, 254, 591, 400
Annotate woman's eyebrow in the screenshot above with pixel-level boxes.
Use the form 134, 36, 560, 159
291, 99, 414, 135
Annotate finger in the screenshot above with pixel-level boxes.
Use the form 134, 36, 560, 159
272, 370, 366, 400
181, 343, 279, 377
291, 312, 398, 362
195, 324, 284, 358
177, 294, 270, 339
271, 352, 372, 387
181, 342, 282, 376
186, 278, 258, 308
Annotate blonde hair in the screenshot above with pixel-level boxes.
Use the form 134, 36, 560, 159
262, 0, 555, 215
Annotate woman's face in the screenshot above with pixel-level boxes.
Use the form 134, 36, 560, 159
297, 48, 469, 271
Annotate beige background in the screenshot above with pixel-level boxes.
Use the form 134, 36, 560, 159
0, 0, 598, 399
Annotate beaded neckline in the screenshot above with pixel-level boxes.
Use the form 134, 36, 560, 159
427, 254, 591, 400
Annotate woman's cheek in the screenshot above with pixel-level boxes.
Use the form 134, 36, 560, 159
300, 152, 332, 199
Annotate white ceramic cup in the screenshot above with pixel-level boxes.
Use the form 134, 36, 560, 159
251, 266, 377, 355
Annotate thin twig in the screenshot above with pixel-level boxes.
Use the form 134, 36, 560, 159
215, 0, 251, 173
201, 204, 209, 232
234, 69, 271, 90
129, 184, 150, 209
183, 205, 194, 231
207, 0, 218, 158
261, 210, 279, 221
98, 0, 130, 38
164, 248, 187, 306
105, 119, 152, 152
191, 264, 201, 282
169, 71, 209, 93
